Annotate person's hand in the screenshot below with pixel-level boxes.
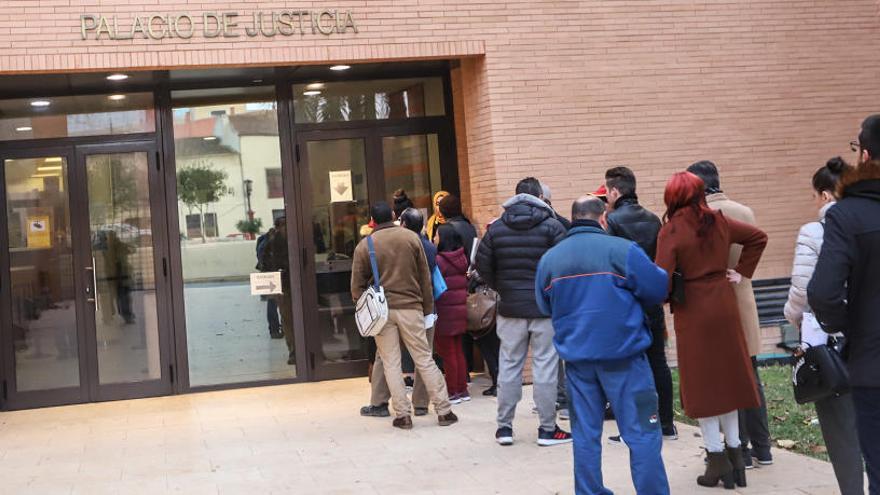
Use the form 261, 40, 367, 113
727, 269, 743, 284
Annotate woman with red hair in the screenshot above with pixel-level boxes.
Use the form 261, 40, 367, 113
656, 171, 768, 489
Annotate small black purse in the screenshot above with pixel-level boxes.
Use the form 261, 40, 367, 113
670, 271, 685, 305
792, 339, 850, 405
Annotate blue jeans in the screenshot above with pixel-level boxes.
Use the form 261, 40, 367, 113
567, 355, 669, 495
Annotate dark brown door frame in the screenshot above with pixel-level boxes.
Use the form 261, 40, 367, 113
72, 141, 174, 402
0, 145, 90, 409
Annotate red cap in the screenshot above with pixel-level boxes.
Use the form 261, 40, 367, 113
592, 184, 608, 197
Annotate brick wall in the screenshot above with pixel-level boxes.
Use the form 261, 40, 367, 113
2, 0, 880, 279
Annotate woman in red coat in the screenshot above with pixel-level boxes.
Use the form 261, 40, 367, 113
655, 172, 768, 489
434, 224, 470, 403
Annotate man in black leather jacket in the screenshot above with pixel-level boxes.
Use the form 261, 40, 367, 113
605, 166, 677, 440
475, 177, 571, 447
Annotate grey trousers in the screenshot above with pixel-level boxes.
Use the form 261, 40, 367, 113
370, 327, 434, 409
496, 315, 558, 431
815, 393, 866, 495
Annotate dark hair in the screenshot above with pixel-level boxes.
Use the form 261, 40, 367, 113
438, 194, 463, 219
273, 216, 285, 228
399, 207, 424, 234
859, 114, 880, 160
664, 172, 716, 237
392, 189, 414, 218
812, 157, 848, 195
515, 177, 543, 197
436, 223, 463, 252
370, 201, 393, 224
686, 160, 721, 193
605, 166, 637, 197
571, 196, 606, 221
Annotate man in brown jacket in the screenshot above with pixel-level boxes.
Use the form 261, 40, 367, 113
351, 201, 457, 430
688, 161, 773, 467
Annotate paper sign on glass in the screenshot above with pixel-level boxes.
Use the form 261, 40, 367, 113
27, 215, 51, 248
329, 170, 353, 202
250, 272, 283, 295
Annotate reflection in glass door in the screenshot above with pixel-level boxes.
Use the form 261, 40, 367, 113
84, 151, 162, 387
2, 155, 83, 398
303, 137, 371, 376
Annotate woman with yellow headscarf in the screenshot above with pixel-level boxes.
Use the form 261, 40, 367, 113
426, 190, 449, 241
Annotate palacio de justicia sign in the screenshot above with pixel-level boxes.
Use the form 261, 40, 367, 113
80, 10, 359, 40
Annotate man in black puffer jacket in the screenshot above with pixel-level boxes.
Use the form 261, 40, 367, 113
475, 177, 571, 447
809, 114, 880, 493
604, 166, 677, 441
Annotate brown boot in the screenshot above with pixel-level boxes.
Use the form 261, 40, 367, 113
392, 415, 413, 430
697, 450, 735, 489
726, 446, 747, 487
438, 411, 458, 426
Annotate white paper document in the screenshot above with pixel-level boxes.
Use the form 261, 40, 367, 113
800, 312, 829, 348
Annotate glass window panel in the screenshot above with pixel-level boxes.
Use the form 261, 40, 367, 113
307, 138, 369, 364
85, 152, 162, 384
0, 93, 155, 141
172, 87, 297, 387
382, 134, 443, 212
4, 156, 80, 391
293, 78, 445, 123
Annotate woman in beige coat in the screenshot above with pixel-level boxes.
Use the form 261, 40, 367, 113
687, 160, 772, 467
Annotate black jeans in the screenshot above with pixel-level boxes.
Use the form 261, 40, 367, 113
738, 356, 772, 455
266, 298, 280, 334
645, 305, 673, 429
474, 327, 500, 387
852, 386, 880, 494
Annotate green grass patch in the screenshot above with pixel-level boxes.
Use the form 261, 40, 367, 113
671, 364, 829, 461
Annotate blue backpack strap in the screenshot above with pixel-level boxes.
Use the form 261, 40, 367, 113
367, 235, 380, 289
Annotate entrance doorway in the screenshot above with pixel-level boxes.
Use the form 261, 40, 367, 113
297, 126, 455, 380
0, 141, 173, 409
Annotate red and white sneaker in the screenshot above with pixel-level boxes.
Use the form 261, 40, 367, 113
537, 425, 573, 446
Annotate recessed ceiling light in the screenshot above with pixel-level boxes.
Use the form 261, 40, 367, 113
303, 90, 322, 96
30, 100, 50, 108
15, 126, 32, 132
44, 157, 62, 163
203, 136, 218, 141
108, 94, 126, 101
306, 82, 325, 90
329, 65, 351, 71
37, 166, 62, 172
107, 73, 129, 81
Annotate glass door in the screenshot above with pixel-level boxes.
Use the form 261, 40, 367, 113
0, 142, 172, 409
74, 143, 172, 401
297, 131, 376, 380
0, 148, 88, 408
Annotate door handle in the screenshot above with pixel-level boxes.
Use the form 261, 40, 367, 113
85, 257, 98, 310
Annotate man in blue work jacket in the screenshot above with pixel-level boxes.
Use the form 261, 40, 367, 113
535, 195, 670, 495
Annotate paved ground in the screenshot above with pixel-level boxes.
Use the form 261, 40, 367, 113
0, 376, 857, 494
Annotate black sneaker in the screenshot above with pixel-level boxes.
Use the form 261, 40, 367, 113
537, 425, 573, 446
608, 435, 622, 443
495, 426, 514, 446
360, 404, 390, 417
662, 424, 678, 440
753, 448, 773, 466
742, 446, 754, 470
483, 385, 497, 397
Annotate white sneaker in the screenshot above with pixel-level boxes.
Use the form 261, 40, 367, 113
449, 396, 462, 405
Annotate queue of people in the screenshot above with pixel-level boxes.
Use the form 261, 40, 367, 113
348, 114, 880, 494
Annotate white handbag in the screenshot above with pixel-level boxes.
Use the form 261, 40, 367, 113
355, 235, 389, 337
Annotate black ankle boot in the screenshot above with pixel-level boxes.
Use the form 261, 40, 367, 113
697, 450, 735, 489
726, 446, 747, 487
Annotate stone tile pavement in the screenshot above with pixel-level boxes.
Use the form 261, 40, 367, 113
0, 376, 858, 494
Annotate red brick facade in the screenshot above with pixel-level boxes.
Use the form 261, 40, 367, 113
2, 0, 878, 279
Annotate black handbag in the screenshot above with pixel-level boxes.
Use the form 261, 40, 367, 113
670, 271, 685, 304
792, 340, 850, 405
